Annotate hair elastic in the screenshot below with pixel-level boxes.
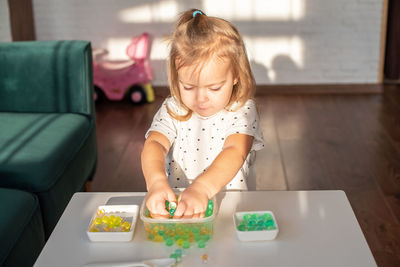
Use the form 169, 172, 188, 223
192, 10, 203, 18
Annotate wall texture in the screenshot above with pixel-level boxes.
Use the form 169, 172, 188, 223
32, 0, 384, 85
0, 0, 12, 42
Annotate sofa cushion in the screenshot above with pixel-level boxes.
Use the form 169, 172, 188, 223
0, 188, 45, 267
0, 41, 94, 116
0, 112, 91, 192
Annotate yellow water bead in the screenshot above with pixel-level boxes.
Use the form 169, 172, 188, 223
122, 221, 131, 230
101, 216, 109, 224
154, 235, 164, 242
96, 209, 105, 217
177, 238, 184, 246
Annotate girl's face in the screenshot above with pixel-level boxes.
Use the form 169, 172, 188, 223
178, 57, 237, 117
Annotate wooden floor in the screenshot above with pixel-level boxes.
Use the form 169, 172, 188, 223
91, 85, 400, 266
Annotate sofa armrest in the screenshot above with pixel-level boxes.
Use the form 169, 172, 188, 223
0, 41, 94, 117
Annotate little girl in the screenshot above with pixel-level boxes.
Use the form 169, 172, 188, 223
141, 9, 264, 219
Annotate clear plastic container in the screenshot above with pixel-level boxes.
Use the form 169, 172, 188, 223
140, 194, 218, 246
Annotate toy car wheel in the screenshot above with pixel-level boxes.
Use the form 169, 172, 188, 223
129, 85, 146, 104
94, 85, 105, 102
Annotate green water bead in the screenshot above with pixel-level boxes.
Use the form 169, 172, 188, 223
158, 230, 165, 236
169, 253, 178, 260
144, 209, 150, 217
243, 214, 251, 221
202, 234, 210, 241
238, 224, 247, 231
165, 200, 177, 217
248, 219, 256, 227
248, 226, 256, 231
205, 200, 214, 217
194, 234, 202, 241
182, 241, 190, 249
264, 219, 275, 227
174, 249, 182, 257
198, 240, 206, 248
262, 213, 272, 220
169, 209, 176, 217
165, 238, 174, 246
251, 213, 258, 220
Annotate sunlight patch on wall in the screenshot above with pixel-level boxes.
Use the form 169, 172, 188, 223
244, 36, 304, 82
105, 38, 131, 60
203, 0, 305, 21
104, 37, 170, 61
119, 0, 178, 23
149, 37, 170, 60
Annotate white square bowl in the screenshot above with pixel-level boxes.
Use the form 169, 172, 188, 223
234, 211, 279, 241
87, 205, 139, 242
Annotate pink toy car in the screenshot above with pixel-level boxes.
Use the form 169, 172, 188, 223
92, 32, 155, 104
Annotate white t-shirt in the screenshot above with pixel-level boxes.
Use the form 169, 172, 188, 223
145, 97, 265, 190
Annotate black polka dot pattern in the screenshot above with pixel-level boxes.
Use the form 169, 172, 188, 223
146, 97, 265, 191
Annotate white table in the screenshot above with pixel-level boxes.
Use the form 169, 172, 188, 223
34, 191, 376, 267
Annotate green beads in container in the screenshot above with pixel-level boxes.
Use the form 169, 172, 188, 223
140, 192, 218, 249
234, 211, 279, 241
237, 212, 276, 231
165, 199, 214, 218
165, 200, 177, 217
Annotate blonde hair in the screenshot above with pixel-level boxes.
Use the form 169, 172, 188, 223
167, 9, 255, 121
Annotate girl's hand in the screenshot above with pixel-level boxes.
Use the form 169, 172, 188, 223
146, 180, 176, 219
173, 182, 210, 219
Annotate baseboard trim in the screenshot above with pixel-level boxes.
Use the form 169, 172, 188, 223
153, 84, 383, 97
255, 84, 383, 95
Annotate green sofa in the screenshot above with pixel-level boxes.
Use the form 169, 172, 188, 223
0, 41, 97, 266
0, 188, 45, 267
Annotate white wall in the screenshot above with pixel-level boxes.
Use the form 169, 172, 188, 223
0, 0, 12, 42
33, 0, 384, 85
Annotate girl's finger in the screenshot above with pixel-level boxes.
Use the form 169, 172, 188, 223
150, 212, 170, 219
173, 201, 186, 218
167, 190, 177, 203
155, 201, 169, 215
182, 206, 195, 219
